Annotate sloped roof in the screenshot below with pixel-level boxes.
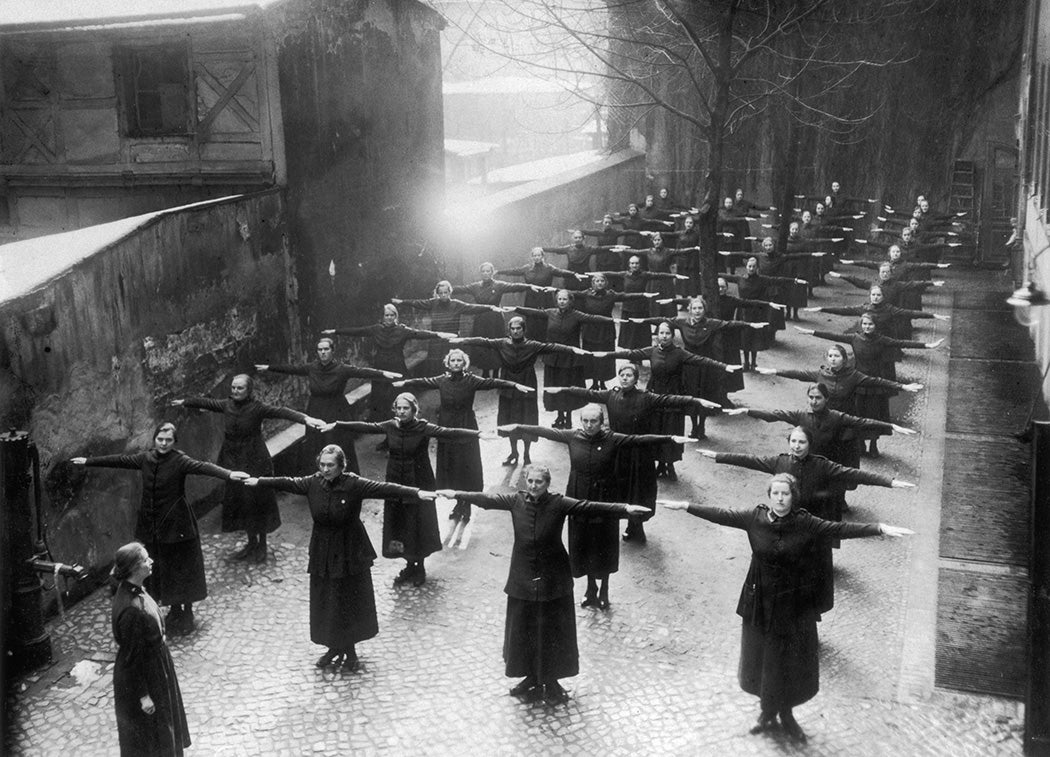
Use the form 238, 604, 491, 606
0, 0, 286, 31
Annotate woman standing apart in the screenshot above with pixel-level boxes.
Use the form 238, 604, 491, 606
437, 465, 650, 704
171, 374, 324, 563
661, 473, 912, 742
245, 445, 437, 671
72, 423, 248, 635
328, 393, 480, 587
256, 337, 398, 473
394, 348, 533, 522
110, 542, 190, 757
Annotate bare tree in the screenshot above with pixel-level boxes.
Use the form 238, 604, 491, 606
442, 0, 925, 304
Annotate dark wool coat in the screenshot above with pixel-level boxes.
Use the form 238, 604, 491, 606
181, 397, 307, 533
112, 582, 190, 757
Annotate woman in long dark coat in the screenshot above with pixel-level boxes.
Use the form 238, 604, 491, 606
330, 393, 479, 587
709, 277, 787, 394
497, 248, 583, 338
393, 281, 505, 377
796, 315, 942, 455
595, 257, 681, 351
514, 289, 619, 429
805, 283, 947, 341
573, 271, 655, 387
661, 473, 911, 742
453, 262, 538, 375
394, 348, 532, 522
697, 427, 914, 615
323, 303, 454, 426
110, 542, 190, 757
437, 465, 649, 704
603, 321, 739, 479
452, 316, 588, 466
500, 404, 681, 609
246, 444, 437, 670
171, 374, 322, 564
724, 257, 803, 369
547, 363, 719, 542
633, 295, 765, 437
72, 423, 245, 635
256, 337, 396, 473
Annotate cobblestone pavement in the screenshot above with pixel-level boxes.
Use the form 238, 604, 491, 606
6, 278, 1026, 756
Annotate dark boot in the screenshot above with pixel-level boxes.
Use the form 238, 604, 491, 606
250, 533, 267, 563
779, 709, 806, 742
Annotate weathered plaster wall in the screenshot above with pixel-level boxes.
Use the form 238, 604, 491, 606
272, 0, 445, 334
0, 190, 303, 574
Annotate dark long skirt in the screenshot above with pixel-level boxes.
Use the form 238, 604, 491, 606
653, 407, 685, 464
568, 516, 621, 577
145, 539, 206, 607
721, 330, 746, 393
310, 570, 379, 648
114, 642, 190, 757
217, 439, 280, 534
614, 446, 657, 523
543, 363, 586, 412
617, 321, 652, 350
581, 322, 617, 381
498, 385, 540, 443
738, 619, 819, 712
854, 390, 893, 440
504, 595, 579, 680
371, 349, 410, 419
382, 498, 441, 560
470, 311, 507, 370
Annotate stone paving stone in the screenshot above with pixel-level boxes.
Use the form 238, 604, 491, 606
5, 275, 1026, 756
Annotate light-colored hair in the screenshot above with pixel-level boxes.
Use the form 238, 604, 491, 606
383, 303, 400, 320
766, 472, 800, 503
580, 403, 606, 425
317, 444, 346, 469
393, 393, 420, 414
110, 542, 147, 583
524, 463, 551, 484
231, 373, 254, 397
433, 280, 453, 296
444, 348, 470, 370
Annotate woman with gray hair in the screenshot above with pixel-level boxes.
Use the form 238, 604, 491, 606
437, 465, 650, 704
171, 374, 325, 564
661, 473, 912, 743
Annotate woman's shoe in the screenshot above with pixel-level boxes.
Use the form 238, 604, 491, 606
542, 682, 570, 704
665, 465, 678, 482
341, 651, 359, 672
749, 711, 778, 734
316, 649, 338, 668
509, 676, 537, 697
228, 543, 253, 561
502, 453, 519, 466
411, 566, 427, 587
779, 711, 806, 743
393, 565, 414, 585
580, 594, 598, 608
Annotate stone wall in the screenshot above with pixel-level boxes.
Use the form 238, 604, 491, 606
0, 190, 303, 575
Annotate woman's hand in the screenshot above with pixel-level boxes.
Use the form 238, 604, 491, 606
435, 489, 458, 499
931, 281, 945, 287
675, 274, 689, 280
571, 346, 589, 356
437, 331, 458, 339
755, 367, 778, 376
722, 407, 748, 416
890, 479, 916, 489
321, 422, 339, 433
417, 490, 438, 501
629, 317, 647, 323
890, 424, 917, 435
658, 499, 690, 510
926, 338, 945, 349
724, 364, 742, 373
656, 298, 675, 305
937, 263, 951, 269
391, 298, 403, 305
229, 471, 250, 482
811, 252, 827, 257
244, 478, 260, 487
254, 364, 269, 371
879, 524, 915, 538
698, 398, 721, 409
544, 386, 564, 394
643, 292, 659, 298
828, 271, 842, 278
140, 694, 156, 715
795, 278, 809, 285
304, 417, 326, 429
768, 302, 787, 311
447, 337, 465, 344
696, 449, 717, 459
901, 383, 923, 393
802, 307, 821, 313
169, 399, 185, 407
70, 457, 87, 465
794, 326, 815, 334
933, 314, 950, 321
625, 504, 652, 516
514, 384, 535, 394
670, 435, 693, 444
382, 371, 402, 380
391, 380, 406, 388
839, 259, 855, 265
750, 322, 770, 329
320, 329, 336, 335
